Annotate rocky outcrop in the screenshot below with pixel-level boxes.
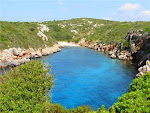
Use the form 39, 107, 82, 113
0, 44, 63, 68
0, 48, 30, 68
132, 38, 150, 67
118, 50, 132, 60
126, 30, 150, 67
136, 60, 150, 77
91, 43, 132, 60
37, 23, 49, 41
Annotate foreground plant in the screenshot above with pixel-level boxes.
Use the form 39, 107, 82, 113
0, 60, 55, 112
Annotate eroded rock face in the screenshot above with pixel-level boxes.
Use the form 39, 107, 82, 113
129, 31, 150, 67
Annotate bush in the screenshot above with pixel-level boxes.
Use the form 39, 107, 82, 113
0, 60, 55, 112
69, 105, 93, 113
109, 72, 150, 113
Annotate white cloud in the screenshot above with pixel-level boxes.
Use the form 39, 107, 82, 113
107, 3, 150, 21
140, 10, 150, 16
119, 3, 140, 10
57, 0, 63, 5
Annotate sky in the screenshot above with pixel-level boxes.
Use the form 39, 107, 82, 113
0, 0, 150, 22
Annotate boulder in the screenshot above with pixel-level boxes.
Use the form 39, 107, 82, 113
118, 50, 132, 60
118, 55, 127, 60
94, 45, 99, 50
12, 48, 18, 56
131, 43, 136, 54
111, 54, 116, 59
30, 51, 42, 58
136, 60, 150, 77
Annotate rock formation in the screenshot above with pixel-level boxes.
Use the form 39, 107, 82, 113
37, 23, 49, 41
136, 60, 150, 77
0, 44, 63, 68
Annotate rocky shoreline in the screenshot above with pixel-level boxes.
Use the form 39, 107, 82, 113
0, 44, 64, 68
1, 27, 150, 77
77, 31, 150, 77
0, 40, 149, 77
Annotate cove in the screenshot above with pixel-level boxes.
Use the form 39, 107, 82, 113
40, 47, 137, 109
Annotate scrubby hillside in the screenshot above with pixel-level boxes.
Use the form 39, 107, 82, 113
0, 21, 56, 50
1, 18, 150, 50
44, 18, 150, 45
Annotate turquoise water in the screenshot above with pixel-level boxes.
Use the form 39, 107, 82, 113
39, 47, 137, 109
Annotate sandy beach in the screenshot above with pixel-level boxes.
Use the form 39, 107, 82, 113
58, 42, 80, 47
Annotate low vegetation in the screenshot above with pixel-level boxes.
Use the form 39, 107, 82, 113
0, 61, 149, 112
0, 21, 55, 50
44, 18, 150, 45
1, 18, 150, 50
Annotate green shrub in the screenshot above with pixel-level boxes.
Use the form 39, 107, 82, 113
109, 72, 150, 113
0, 21, 55, 50
69, 105, 93, 113
0, 60, 55, 112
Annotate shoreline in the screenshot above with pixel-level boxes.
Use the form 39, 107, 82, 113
0, 41, 80, 70
77, 40, 150, 77
0, 41, 149, 77
0, 44, 64, 69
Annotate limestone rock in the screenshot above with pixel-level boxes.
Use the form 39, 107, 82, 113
136, 60, 150, 77
111, 54, 116, 59
37, 24, 49, 41
131, 43, 136, 54
12, 48, 19, 56
30, 51, 42, 58
118, 50, 132, 60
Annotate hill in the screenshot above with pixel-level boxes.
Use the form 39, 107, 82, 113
1, 18, 150, 50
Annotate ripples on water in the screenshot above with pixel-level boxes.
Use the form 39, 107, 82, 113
39, 47, 137, 109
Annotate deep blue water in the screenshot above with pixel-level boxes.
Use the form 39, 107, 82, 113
40, 47, 137, 109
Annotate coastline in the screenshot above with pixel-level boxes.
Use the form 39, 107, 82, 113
77, 39, 150, 77
0, 44, 64, 69
0, 41, 149, 77
0, 41, 79, 70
